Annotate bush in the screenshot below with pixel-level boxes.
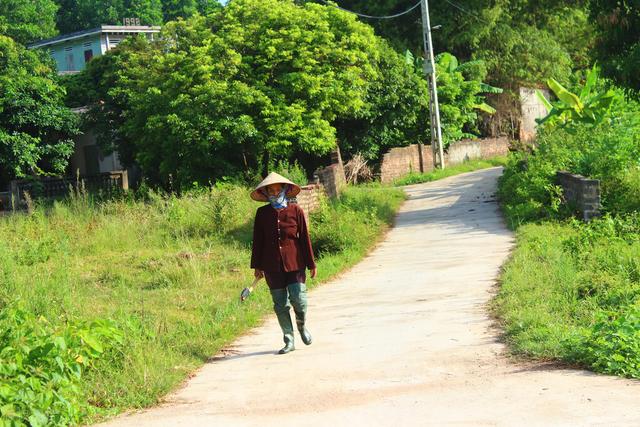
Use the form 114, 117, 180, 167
311, 186, 404, 257
0, 304, 123, 426
583, 306, 640, 378
499, 91, 640, 225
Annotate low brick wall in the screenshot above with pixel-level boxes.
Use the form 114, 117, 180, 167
380, 144, 434, 184
315, 163, 346, 199
447, 139, 482, 164
556, 171, 601, 221
380, 137, 509, 183
294, 184, 323, 224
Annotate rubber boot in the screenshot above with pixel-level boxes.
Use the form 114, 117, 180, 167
270, 288, 295, 354
287, 282, 312, 345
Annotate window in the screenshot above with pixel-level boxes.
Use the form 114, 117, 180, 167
84, 49, 93, 63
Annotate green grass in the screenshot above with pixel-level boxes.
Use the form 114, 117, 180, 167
394, 156, 508, 186
0, 184, 405, 424
494, 215, 640, 378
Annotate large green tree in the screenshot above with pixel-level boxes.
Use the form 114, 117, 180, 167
162, 0, 222, 21
323, 0, 590, 86
55, 0, 163, 34
0, 36, 78, 187
0, 0, 58, 44
70, 0, 438, 188
590, 0, 640, 92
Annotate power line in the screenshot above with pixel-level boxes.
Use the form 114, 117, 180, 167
316, 0, 421, 20
443, 0, 490, 24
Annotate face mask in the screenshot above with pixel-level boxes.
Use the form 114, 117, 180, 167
268, 187, 288, 209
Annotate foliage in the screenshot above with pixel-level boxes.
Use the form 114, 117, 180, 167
73, 0, 417, 188
334, 41, 429, 160
322, 0, 589, 88
0, 0, 58, 44
0, 183, 403, 423
495, 215, 640, 379
590, 0, 640, 92
536, 66, 618, 130
498, 85, 640, 226
402, 51, 501, 146
585, 304, 640, 378
0, 304, 123, 426
54, 0, 163, 34
0, 35, 78, 188
161, 0, 222, 21
268, 160, 308, 188
311, 185, 405, 257
497, 75, 640, 381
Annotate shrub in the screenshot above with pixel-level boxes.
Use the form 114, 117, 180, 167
582, 305, 640, 378
0, 304, 123, 426
499, 91, 640, 224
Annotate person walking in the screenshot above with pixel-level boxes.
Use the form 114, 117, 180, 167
250, 172, 316, 354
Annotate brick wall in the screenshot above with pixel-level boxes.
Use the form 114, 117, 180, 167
380, 145, 435, 184
556, 171, 601, 221
315, 163, 346, 199
294, 184, 323, 225
291, 148, 346, 225
314, 147, 347, 199
380, 137, 509, 183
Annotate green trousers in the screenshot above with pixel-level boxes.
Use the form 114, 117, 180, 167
270, 282, 311, 351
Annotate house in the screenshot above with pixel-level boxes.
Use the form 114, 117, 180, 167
28, 23, 160, 74
28, 23, 160, 177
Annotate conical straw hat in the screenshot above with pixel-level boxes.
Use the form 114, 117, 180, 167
250, 172, 301, 202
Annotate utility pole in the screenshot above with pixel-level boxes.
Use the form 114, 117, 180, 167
420, 0, 445, 169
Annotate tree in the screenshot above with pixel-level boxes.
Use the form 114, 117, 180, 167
590, 0, 640, 92
162, 0, 222, 22
75, 0, 385, 188
321, 0, 590, 86
334, 41, 429, 160
0, 36, 78, 187
55, 0, 163, 34
0, 0, 58, 44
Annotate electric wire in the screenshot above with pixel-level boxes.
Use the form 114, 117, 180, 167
316, 0, 421, 20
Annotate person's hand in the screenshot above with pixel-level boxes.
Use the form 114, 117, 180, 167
254, 269, 264, 279
310, 268, 317, 279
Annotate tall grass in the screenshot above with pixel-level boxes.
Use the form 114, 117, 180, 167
494, 215, 640, 378
0, 184, 405, 424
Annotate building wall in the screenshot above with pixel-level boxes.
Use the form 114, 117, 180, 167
520, 87, 550, 142
50, 35, 102, 73
69, 129, 123, 176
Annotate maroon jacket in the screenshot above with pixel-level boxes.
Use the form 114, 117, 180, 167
251, 203, 316, 272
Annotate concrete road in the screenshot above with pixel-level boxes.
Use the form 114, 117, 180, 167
101, 168, 640, 427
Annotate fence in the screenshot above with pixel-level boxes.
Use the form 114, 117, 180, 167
3, 171, 129, 211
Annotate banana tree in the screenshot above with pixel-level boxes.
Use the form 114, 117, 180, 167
535, 65, 618, 130
404, 50, 502, 114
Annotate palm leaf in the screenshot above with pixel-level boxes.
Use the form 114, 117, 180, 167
547, 78, 583, 111
473, 102, 496, 114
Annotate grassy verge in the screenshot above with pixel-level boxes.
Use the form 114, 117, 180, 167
0, 184, 405, 424
495, 216, 640, 377
394, 156, 508, 186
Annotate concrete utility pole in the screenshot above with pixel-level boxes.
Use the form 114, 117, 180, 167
420, 0, 445, 169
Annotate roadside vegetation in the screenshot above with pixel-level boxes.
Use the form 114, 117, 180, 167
0, 183, 405, 424
495, 68, 640, 379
